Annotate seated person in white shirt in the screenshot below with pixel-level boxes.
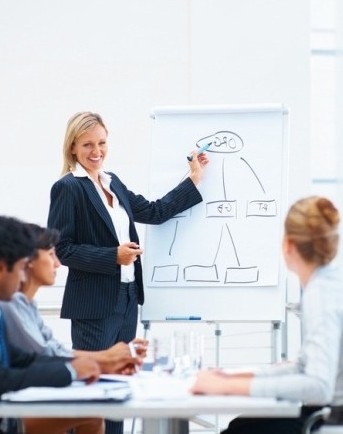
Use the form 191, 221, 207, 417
191, 196, 343, 434
0, 223, 147, 371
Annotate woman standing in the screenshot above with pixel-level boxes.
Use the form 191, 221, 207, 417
191, 196, 343, 434
48, 111, 208, 434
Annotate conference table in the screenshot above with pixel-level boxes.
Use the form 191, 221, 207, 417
0, 373, 302, 434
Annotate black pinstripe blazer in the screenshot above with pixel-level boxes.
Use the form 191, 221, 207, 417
0, 311, 71, 395
47, 172, 202, 319
0, 345, 72, 395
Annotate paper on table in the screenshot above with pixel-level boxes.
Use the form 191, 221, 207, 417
100, 374, 135, 383
101, 371, 192, 400
1, 380, 131, 402
129, 371, 193, 400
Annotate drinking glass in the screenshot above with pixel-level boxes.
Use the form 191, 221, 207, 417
172, 331, 204, 376
151, 337, 174, 374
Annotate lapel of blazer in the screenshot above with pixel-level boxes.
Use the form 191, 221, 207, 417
108, 173, 138, 242
109, 174, 133, 220
78, 177, 118, 239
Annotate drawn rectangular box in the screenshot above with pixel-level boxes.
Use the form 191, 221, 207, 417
246, 200, 277, 217
225, 266, 259, 284
206, 201, 237, 218
152, 265, 179, 282
184, 265, 219, 282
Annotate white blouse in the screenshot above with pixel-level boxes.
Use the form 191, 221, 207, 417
73, 163, 134, 282
251, 262, 343, 405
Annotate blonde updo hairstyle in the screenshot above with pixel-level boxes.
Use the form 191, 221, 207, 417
285, 196, 340, 266
61, 111, 108, 176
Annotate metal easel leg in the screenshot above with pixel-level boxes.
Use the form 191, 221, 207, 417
189, 322, 221, 434
215, 323, 222, 369
281, 320, 288, 361
271, 321, 281, 363
214, 322, 222, 434
130, 321, 151, 434
142, 419, 189, 434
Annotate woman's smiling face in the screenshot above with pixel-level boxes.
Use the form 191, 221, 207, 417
71, 123, 108, 178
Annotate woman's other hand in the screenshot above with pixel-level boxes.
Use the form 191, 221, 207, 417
117, 242, 143, 265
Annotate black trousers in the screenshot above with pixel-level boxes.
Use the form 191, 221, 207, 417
71, 282, 138, 434
0, 418, 23, 434
221, 406, 323, 434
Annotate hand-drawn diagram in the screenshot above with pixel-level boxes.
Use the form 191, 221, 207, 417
150, 129, 279, 286
144, 103, 287, 288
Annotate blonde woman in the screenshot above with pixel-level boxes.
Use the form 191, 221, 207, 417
47, 111, 208, 434
191, 196, 342, 434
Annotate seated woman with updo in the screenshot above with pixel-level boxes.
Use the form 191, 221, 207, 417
191, 196, 343, 434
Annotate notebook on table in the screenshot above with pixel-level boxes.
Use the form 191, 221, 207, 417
1, 379, 131, 403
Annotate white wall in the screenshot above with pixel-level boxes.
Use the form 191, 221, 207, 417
0, 0, 311, 219
0, 0, 311, 359
336, 0, 343, 268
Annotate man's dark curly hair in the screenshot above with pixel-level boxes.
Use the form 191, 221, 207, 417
0, 216, 36, 271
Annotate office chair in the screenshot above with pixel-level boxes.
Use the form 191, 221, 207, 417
302, 406, 343, 434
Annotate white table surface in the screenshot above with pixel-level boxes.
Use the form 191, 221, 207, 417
0, 395, 301, 419
0, 373, 302, 434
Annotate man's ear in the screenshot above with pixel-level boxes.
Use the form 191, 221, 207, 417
0, 260, 6, 277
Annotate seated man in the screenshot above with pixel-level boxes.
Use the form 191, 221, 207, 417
0, 216, 140, 434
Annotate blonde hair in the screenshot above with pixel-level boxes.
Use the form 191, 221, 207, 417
61, 112, 108, 175
285, 196, 340, 265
